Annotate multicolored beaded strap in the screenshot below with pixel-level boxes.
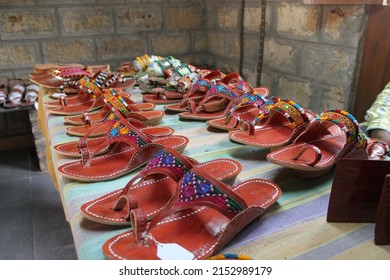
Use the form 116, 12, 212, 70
142, 149, 190, 180
178, 78, 213, 107
177, 170, 245, 214
78, 70, 109, 98
103, 88, 129, 115
225, 91, 268, 123
108, 120, 148, 147
195, 83, 239, 113
317, 109, 366, 146
253, 98, 309, 126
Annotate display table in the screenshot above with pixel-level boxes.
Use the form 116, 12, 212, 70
38, 86, 390, 260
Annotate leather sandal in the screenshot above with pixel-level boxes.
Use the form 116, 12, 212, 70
30, 67, 93, 88
57, 117, 189, 182
164, 69, 225, 113
0, 81, 9, 106
229, 98, 317, 149
267, 109, 369, 178
80, 147, 243, 226
178, 75, 248, 121
206, 87, 270, 131
43, 70, 112, 108
4, 79, 24, 108
21, 83, 39, 107
63, 89, 156, 126
55, 112, 175, 157
46, 72, 136, 115
102, 165, 282, 259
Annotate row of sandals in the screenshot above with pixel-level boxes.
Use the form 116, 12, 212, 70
0, 79, 39, 108
34, 54, 389, 260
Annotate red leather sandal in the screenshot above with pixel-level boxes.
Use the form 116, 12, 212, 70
164, 69, 225, 112
178, 74, 248, 121
229, 98, 317, 149
102, 165, 281, 259
63, 87, 157, 126
57, 118, 189, 182
80, 147, 243, 226
206, 87, 270, 131
267, 109, 369, 178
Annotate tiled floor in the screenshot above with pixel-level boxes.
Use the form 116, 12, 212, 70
0, 147, 77, 260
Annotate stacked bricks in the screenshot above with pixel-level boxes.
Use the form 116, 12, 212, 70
204, 0, 368, 114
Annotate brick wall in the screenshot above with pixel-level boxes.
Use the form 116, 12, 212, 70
0, 0, 207, 80
204, 0, 368, 114
0, 0, 370, 116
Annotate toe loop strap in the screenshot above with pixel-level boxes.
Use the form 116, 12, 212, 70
292, 144, 322, 166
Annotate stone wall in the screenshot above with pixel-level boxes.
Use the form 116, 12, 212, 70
0, 0, 371, 124
0, 0, 207, 80
204, 0, 368, 114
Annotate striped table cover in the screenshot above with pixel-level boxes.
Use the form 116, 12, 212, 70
38, 87, 390, 260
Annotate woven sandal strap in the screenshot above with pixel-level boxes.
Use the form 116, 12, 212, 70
317, 109, 363, 145
255, 98, 309, 127
120, 148, 197, 198
225, 90, 269, 123
178, 78, 213, 107
195, 83, 240, 113
103, 88, 130, 115
147, 166, 248, 233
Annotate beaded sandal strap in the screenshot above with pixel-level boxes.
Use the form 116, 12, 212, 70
225, 89, 269, 120
103, 88, 130, 115
141, 166, 248, 238
77, 70, 110, 99
119, 148, 197, 197
195, 83, 241, 113
253, 98, 309, 127
81, 116, 152, 167
317, 109, 366, 146
178, 78, 213, 107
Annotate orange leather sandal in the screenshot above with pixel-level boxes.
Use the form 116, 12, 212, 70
55, 116, 175, 157
206, 87, 270, 131
46, 73, 135, 116
229, 98, 317, 149
102, 166, 281, 259
63, 88, 157, 126
43, 70, 112, 107
164, 69, 225, 113
80, 147, 242, 226
57, 118, 189, 182
267, 109, 369, 178
178, 77, 247, 121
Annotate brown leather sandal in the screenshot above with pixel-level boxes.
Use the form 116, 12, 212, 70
57, 117, 189, 182
229, 98, 317, 150
80, 147, 242, 225
55, 112, 175, 157
102, 165, 281, 259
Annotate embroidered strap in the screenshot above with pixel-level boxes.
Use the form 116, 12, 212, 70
225, 89, 269, 122
119, 148, 196, 197
253, 98, 309, 127
78, 70, 110, 99
141, 167, 248, 239
81, 116, 152, 167
195, 83, 240, 113
317, 109, 365, 146
103, 88, 129, 115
